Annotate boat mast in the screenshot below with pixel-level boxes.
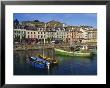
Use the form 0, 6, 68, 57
52, 46, 54, 60
70, 36, 72, 47
43, 23, 46, 58
70, 33, 73, 51
43, 38, 45, 57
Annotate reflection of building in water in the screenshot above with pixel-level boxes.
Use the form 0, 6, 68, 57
16, 51, 29, 65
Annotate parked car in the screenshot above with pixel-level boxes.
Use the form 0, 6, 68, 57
51, 40, 59, 44
51, 40, 55, 43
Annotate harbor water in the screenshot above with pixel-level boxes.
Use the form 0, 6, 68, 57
14, 49, 97, 75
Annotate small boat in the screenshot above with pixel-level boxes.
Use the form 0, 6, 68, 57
27, 56, 50, 69
54, 48, 92, 57
38, 55, 58, 65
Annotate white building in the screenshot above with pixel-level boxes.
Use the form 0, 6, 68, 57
14, 29, 26, 42
37, 31, 47, 39
54, 29, 66, 40
79, 27, 88, 39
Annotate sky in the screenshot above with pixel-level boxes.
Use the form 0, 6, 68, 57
13, 13, 97, 28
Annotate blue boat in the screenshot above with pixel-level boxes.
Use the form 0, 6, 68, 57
28, 56, 50, 69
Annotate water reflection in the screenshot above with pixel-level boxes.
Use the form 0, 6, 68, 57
14, 49, 97, 75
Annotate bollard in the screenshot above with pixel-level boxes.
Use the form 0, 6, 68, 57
47, 63, 50, 69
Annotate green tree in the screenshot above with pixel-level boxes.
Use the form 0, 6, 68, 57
34, 20, 40, 22
14, 19, 19, 28
47, 37, 51, 43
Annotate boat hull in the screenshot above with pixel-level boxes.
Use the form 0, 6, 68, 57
38, 55, 58, 65
27, 57, 50, 69
54, 48, 92, 57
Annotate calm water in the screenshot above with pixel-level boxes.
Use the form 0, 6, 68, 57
14, 49, 97, 75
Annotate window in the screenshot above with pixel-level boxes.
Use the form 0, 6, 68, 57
28, 32, 29, 34
31, 32, 32, 34
34, 32, 35, 34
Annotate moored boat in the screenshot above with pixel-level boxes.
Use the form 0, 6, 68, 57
54, 48, 92, 57
27, 56, 50, 69
38, 55, 58, 65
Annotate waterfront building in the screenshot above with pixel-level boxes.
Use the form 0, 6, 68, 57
79, 27, 97, 48
80, 27, 88, 39
65, 26, 81, 44
47, 31, 55, 39
13, 20, 97, 46
87, 29, 97, 47
65, 31, 72, 43
25, 30, 38, 44
25, 30, 38, 39
54, 27, 66, 40
76, 28, 84, 43
87, 29, 97, 42
37, 31, 47, 39
14, 29, 26, 42
79, 27, 89, 44
46, 27, 66, 42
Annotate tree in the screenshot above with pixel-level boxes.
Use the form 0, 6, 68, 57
21, 35, 26, 43
14, 35, 20, 42
34, 20, 40, 22
47, 37, 51, 43
14, 19, 19, 26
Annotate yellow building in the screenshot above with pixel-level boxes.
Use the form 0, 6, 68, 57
26, 30, 38, 39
